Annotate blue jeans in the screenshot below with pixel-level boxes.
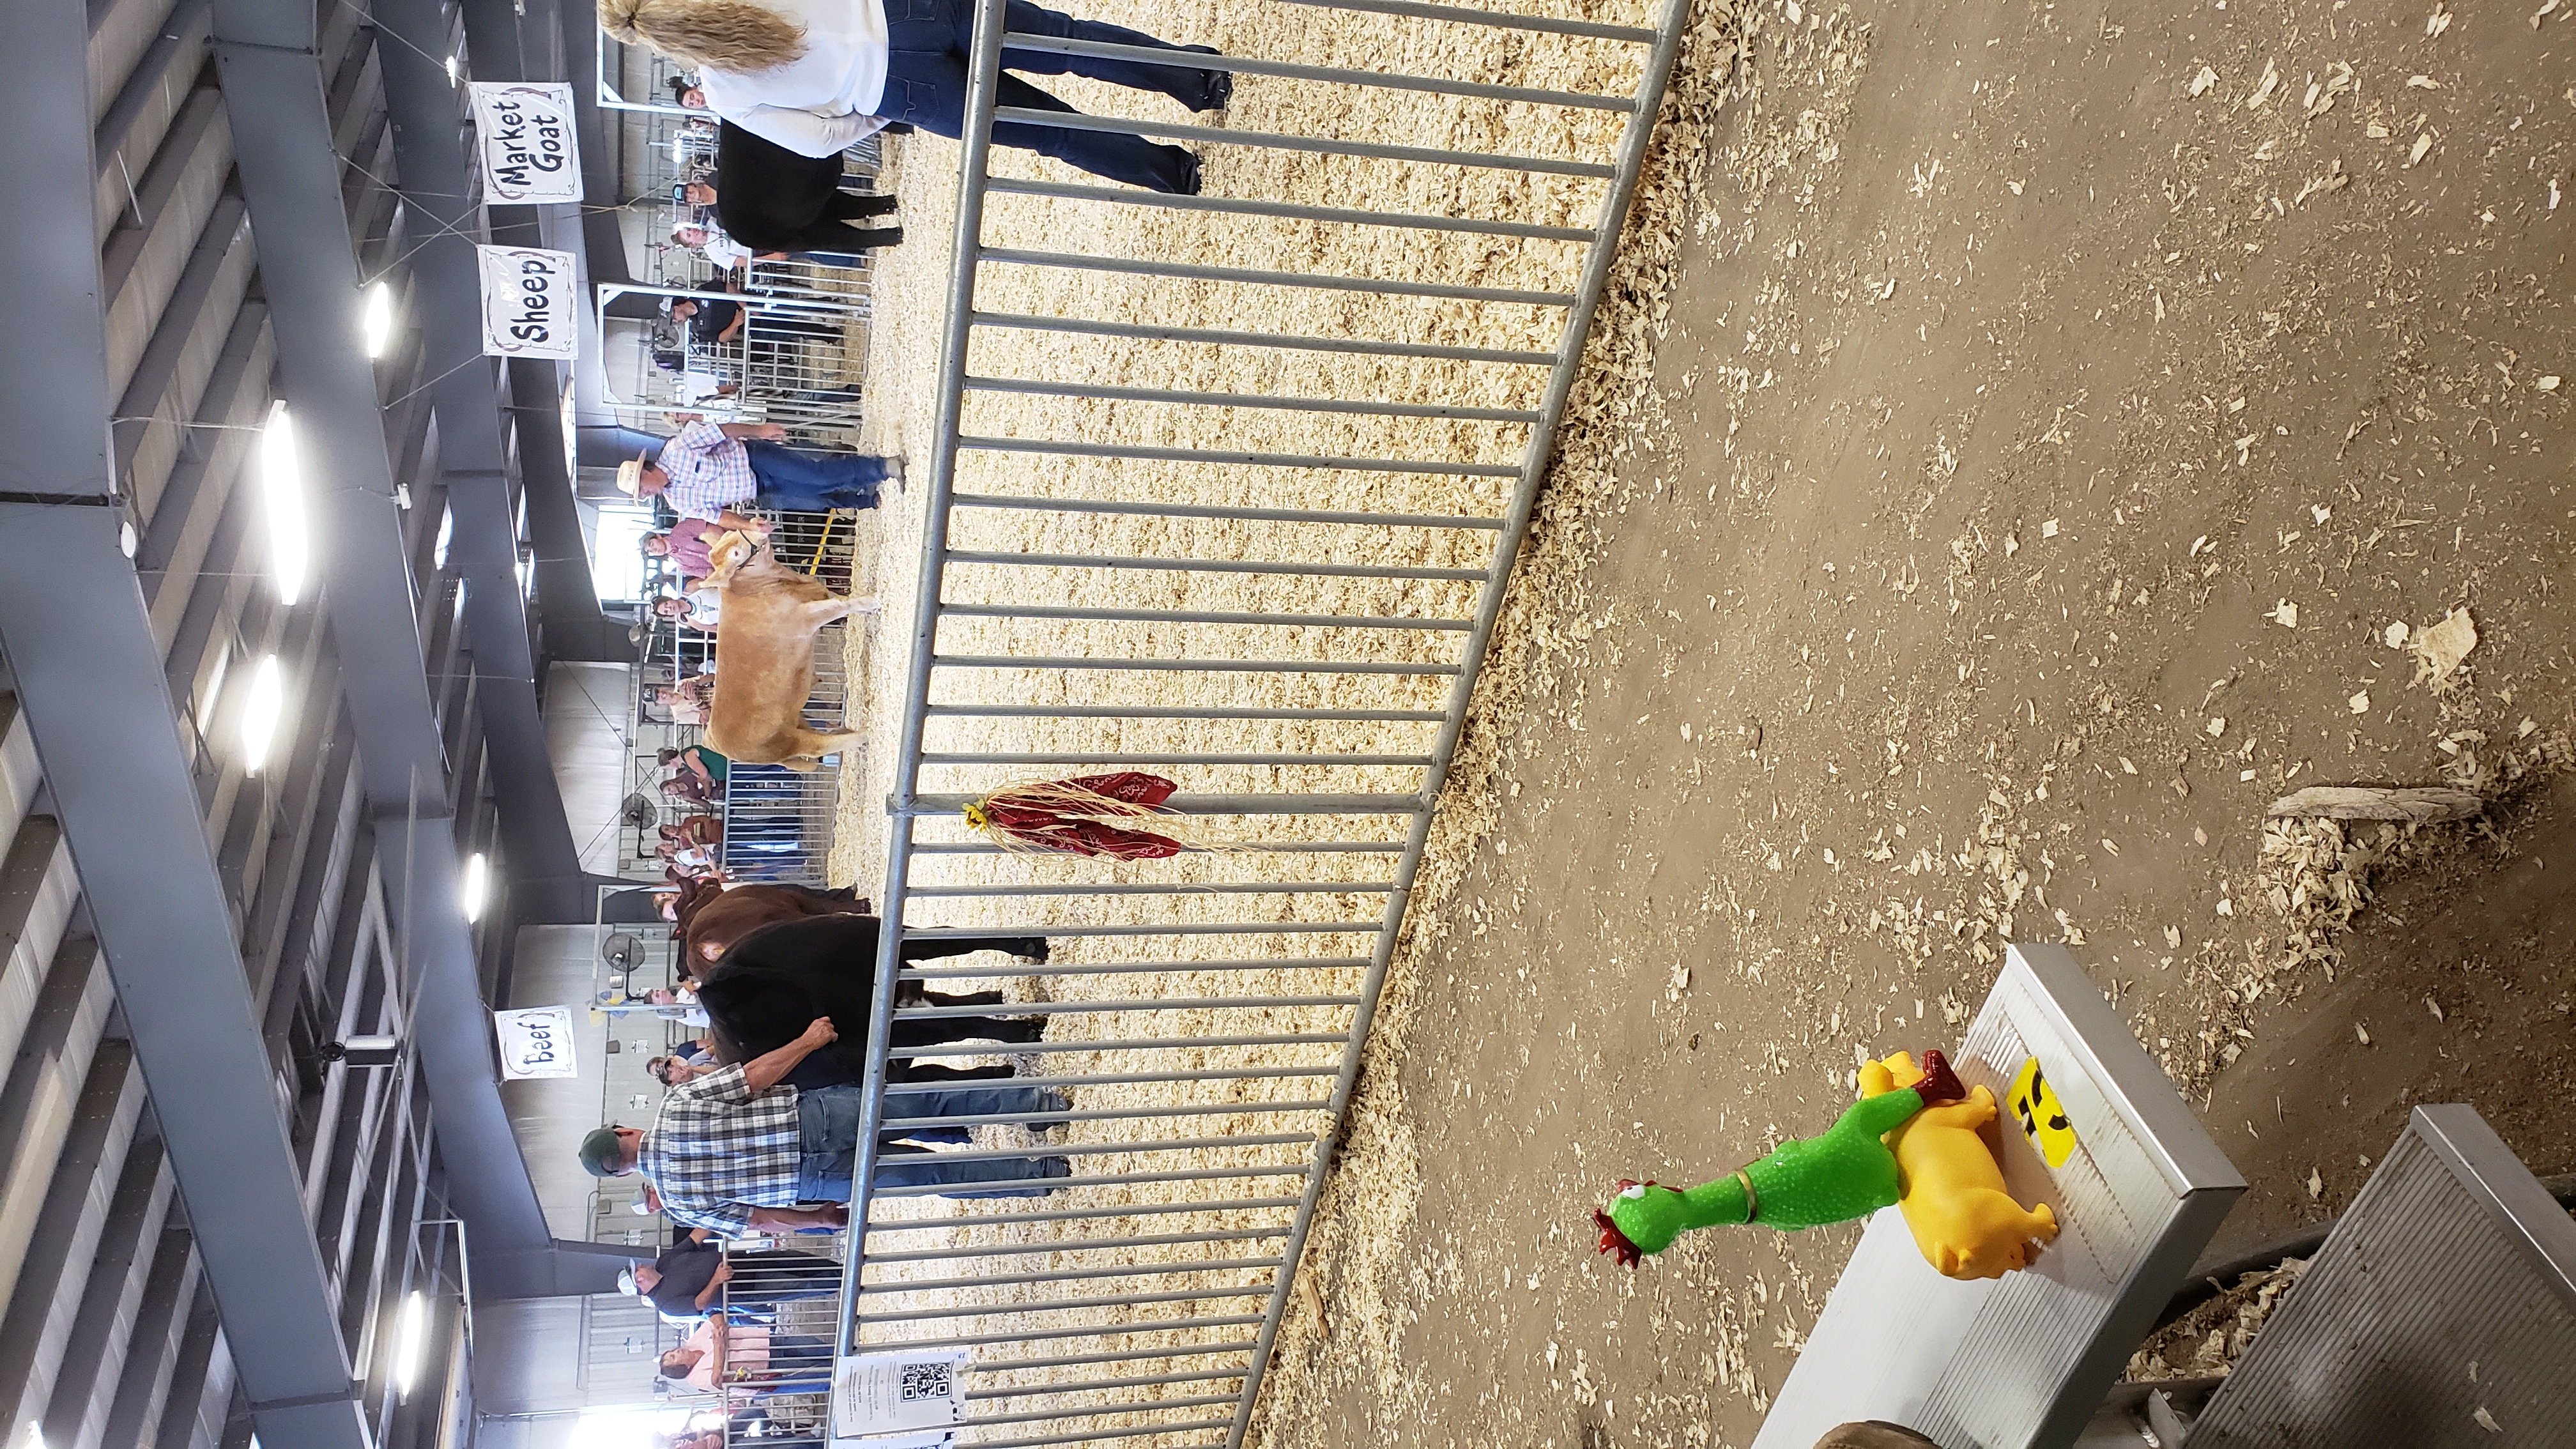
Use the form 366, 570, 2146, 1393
722, 1250, 844, 1314
878, 0, 1218, 192
744, 441, 887, 512
746, 1332, 831, 1393
795, 1084, 1072, 1199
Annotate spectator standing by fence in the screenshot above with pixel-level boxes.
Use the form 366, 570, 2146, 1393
709, 121, 905, 259
598, 0, 1230, 194
647, 517, 765, 581
618, 420, 898, 519
622, 1228, 842, 1321
659, 1312, 831, 1395
577, 1016, 1070, 1220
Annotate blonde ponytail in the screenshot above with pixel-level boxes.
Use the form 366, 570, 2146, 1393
598, 0, 807, 72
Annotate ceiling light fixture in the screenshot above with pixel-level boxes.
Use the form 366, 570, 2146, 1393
461, 853, 490, 923
394, 1291, 429, 1398
259, 401, 310, 606
362, 282, 395, 358
238, 656, 285, 774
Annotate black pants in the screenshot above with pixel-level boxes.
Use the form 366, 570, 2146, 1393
879, 0, 1221, 193
715, 121, 905, 256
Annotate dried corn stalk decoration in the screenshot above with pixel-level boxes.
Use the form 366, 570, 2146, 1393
960, 772, 1211, 860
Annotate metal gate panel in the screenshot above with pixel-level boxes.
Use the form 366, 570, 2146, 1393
2188, 1105, 2576, 1449
840, 3, 1692, 1445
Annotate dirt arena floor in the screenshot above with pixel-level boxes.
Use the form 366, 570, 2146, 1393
824, 0, 2575, 1445
1236, 3, 2576, 1448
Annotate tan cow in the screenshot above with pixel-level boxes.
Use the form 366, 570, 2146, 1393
700, 534, 865, 770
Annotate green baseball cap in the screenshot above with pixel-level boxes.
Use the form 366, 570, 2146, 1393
578, 1126, 629, 1177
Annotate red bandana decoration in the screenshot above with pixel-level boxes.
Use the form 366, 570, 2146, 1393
961, 772, 1193, 860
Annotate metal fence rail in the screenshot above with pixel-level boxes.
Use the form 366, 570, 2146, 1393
843, 1, 1688, 1445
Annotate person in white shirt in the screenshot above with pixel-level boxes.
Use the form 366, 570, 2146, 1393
672, 221, 760, 273
675, 369, 736, 406
598, 0, 1231, 194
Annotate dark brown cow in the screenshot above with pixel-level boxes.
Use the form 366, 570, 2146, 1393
680, 883, 870, 971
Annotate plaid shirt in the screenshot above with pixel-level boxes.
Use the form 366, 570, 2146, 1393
659, 420, 759, 521
638, 1063, 802, 1234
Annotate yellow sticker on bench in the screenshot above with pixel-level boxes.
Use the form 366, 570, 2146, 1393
2007, 1055, 2078, 1168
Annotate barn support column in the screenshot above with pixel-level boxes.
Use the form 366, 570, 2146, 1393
373, 0, 616, 924
210, 0, 563, 1291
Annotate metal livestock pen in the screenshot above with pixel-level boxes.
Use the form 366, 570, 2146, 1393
836, 1, 1694, 1446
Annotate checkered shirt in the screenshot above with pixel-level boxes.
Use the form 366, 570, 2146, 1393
638, 1062, 802, 1234
659, 420, 758, 521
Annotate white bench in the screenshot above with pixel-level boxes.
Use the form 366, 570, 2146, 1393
1756, 944, 2245, 1449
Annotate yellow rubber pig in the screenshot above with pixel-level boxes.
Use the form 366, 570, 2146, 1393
1859, 1052, 2060, 1280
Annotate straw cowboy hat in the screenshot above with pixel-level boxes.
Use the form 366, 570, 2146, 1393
615, 448, 650, 496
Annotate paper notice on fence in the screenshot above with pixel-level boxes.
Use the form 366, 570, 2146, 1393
832, 1349, 969, 1440
468, 82, 583, 203
492, 1006, 578, 1079
475, 245, 578, 359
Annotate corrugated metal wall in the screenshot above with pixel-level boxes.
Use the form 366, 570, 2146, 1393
0, 0, 514, 1441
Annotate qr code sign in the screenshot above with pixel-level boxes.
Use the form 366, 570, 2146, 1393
898, 1361, 954, 1402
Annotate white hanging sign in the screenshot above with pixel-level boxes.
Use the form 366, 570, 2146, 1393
468, 82, 584, 203
832, 1349, 968, 1440
476, 245, 579, 359
493, 1005, 579, 1079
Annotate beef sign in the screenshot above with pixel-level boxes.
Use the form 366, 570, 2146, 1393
493, 1005, 579, 1080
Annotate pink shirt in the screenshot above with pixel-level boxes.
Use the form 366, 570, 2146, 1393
668, 517, 723, 578
682, 1319, 771, 1390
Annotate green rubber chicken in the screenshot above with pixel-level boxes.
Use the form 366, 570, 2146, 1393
1595, 1048, 1966, 1266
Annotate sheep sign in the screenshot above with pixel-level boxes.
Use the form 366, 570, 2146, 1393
493, 1005, 579, 1080
475, 245, 578, 359
467, 83, 582, 203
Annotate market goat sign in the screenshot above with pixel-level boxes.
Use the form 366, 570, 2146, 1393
468, 82, 582, 203
493, 1005, 579, 1080
476, 245, 578, 359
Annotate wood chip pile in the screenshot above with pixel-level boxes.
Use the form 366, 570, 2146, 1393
2126, 1255, 2310, 1382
